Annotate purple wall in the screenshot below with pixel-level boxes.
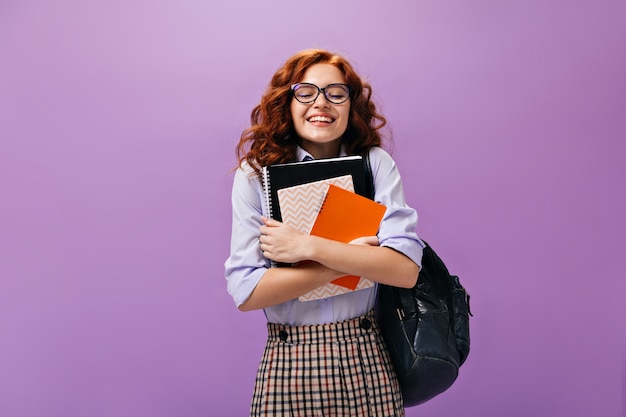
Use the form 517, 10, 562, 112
1, 1, 624, 416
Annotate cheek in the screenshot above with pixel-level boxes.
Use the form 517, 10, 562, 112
290, 101, 303, 120
340, 108, 351, 127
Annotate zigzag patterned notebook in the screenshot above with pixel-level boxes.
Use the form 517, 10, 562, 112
277, 176, 371, 301
277, 175, 354, 234
298, 184, 386, 302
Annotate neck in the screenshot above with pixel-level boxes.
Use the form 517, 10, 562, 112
300, 140, 341, 159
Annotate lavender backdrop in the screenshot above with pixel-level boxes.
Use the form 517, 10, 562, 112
1, 1, 624, 416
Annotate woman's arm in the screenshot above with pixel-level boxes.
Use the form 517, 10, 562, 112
305, 234, 419, 287
240, 218, 418, 311
238, 260, 344, 311
236, 231, 421, 313
259, 215, 416, 283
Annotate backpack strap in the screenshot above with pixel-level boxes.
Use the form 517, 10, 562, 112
363, 150, 375, 200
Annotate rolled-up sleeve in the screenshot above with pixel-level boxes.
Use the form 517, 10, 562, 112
224, 164, 269, 307
369, 147, 424, 268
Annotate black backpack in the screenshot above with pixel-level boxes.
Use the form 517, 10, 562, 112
377, 243, 471, 406
363, 154, 472, 407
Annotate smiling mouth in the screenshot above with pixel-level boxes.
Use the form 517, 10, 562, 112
307, 115, 335, 123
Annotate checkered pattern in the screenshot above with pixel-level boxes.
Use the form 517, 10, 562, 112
250, 310, 404, 416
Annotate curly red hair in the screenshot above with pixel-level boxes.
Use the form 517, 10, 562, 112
236, 49, 388, 173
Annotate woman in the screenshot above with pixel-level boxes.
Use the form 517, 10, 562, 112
225, 49, 424, 416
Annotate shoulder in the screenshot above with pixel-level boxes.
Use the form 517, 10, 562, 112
232, 161, 263, 198
367, 146, 390, 159
367, 146, 398, 176
233, 160, 260, 182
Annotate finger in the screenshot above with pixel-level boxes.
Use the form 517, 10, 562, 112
349, 236, 379, 246
259, 225, 275, 235
262, 217, 282, 227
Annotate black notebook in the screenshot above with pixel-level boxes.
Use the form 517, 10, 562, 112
261, 155, 370, 223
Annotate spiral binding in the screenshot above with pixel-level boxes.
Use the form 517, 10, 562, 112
261, 166, 273, 219
313, 184, 331, 218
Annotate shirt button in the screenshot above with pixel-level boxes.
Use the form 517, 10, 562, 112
360, 318, 372, 330
279, 330, 289, 341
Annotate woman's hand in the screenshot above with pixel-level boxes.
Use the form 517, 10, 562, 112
259, 217, 311, 264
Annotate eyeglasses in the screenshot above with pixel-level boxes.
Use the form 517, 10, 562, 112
291, 83, 351, 104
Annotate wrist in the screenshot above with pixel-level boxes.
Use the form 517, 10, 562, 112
303, 234, 323, 262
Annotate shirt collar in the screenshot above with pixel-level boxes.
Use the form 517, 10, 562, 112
296, 143, 348, 162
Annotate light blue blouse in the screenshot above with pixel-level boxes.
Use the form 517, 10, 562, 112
224, 145, 424, 326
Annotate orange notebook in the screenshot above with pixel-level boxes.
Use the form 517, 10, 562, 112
310, 184, 386, 290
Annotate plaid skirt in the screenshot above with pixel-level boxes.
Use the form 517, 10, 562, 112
250, 310, 404, 416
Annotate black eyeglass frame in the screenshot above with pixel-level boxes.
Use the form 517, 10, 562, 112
290, 83, 352, 104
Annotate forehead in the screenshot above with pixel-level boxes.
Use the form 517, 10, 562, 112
300, 63, 345, 84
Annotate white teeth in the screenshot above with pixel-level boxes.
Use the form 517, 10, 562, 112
308, 116, 334, 123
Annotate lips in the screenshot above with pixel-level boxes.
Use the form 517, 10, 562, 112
307, 115, 335, 123
307, 116, 335, 123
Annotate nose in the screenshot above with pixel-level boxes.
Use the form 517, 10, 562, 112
312, 91, 330, 107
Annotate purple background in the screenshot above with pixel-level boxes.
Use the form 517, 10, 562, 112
1, 1, 624, 416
